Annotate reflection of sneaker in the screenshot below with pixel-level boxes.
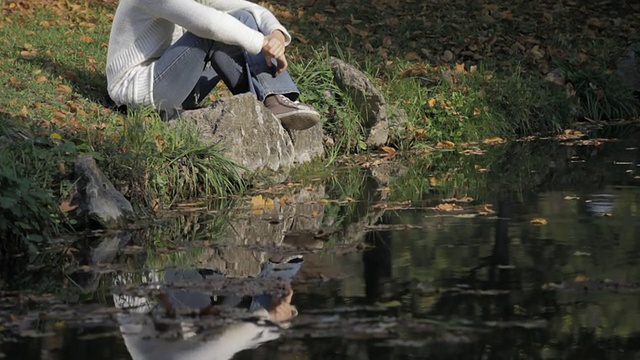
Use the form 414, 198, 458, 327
258, 254, 304, 281
264, 94, 320, 130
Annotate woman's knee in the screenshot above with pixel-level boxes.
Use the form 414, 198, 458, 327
229, 9, 259, 30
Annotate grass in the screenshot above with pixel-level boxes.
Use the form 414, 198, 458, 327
2, 0, 640, 252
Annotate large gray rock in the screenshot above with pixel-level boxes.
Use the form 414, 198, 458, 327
330, 57, 389, 148
71, 155, 133, 228
179, 93, 295, 174
617, 44, 640, 92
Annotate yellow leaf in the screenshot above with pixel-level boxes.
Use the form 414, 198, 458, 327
574, 274, 589, 282
530, 217, 548, 225
59, 200, 78, 213
80, 34, 94, 43
455, 63, 465, 72
263, 197, 275, 211
35, 75, 47, 83
427, 98, 437, 108
50, 133, 62, 140
56, 84, 73, 93
473, 107, 481, 116
20, 50, 37, 59
482, 137, 505, 145
250, 195, 264, 209
380, 146, 396, 154
436, 140, 455, 148
434, 203, 463, 211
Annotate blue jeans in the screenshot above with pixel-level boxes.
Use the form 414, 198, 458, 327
152, 10, 299, 112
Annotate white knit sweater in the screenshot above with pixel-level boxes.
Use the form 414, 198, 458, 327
106, 0, 292, 108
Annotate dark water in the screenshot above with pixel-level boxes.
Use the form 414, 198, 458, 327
2, 138, 640, 359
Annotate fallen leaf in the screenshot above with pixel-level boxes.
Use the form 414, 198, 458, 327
380, 146, 396, 154
35, 75, 47, 82
56, 84, 72, 93
59, 200, 78, 213
80, 34, 94, 43
20, 50, 36, 59
574, 274, 589, 282
530, 217, 548, 225
482, 137, 506, 145
435, 140, 456, 148
434, 203, 463, 211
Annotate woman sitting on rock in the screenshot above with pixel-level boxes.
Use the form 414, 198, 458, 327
105, 0, 320, 130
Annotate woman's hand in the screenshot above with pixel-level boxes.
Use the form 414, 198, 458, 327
262, 30, 287, 75
267, 283, 294, 322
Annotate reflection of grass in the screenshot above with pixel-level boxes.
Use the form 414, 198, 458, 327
388, 142, 580, 203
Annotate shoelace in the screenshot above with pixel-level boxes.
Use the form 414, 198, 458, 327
278, 95, 300, 106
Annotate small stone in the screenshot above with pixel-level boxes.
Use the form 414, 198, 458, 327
441, 50, 455, 62
544, 68, 565, 86
71, 155, 133, 228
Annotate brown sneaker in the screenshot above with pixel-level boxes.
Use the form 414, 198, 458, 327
264, 94, 321, 130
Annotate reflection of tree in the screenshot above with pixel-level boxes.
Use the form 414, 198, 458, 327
363, 223, 392, 303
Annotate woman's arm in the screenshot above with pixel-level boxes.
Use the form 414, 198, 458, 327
200, 0, 292, 45
137, 0, 265, 54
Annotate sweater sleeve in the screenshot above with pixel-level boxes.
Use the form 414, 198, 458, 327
201, 0, 292, 45
137, 0, 265, 54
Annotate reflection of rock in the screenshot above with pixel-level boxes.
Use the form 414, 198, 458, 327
195, 185, 327, 278
330, 57, 389, 148
69, 231, 132, 292
617, 44, 640, 93
71, 155, 133, 228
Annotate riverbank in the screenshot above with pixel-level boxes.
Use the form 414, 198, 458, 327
1, 0, 639, 253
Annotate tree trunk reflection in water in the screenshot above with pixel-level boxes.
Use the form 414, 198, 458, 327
363, 227, 392, 303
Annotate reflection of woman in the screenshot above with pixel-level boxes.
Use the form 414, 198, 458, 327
113, 256, 302, 360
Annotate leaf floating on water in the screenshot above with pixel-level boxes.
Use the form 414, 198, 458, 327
573, 251, 591, 257
377, 300, 402, 308
574, 274, 589, 282
442, 196, 474, 203
530, 217, 548, 225
433, 203, 463, 211
454, 213, 477, 218
563, 195, 580, 200
475, 204, 495, 215
482, 137, 506, 145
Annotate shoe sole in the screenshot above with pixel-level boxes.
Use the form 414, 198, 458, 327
277, 110, 321, 131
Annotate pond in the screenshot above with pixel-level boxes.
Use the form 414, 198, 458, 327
2, 136, 640, 359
